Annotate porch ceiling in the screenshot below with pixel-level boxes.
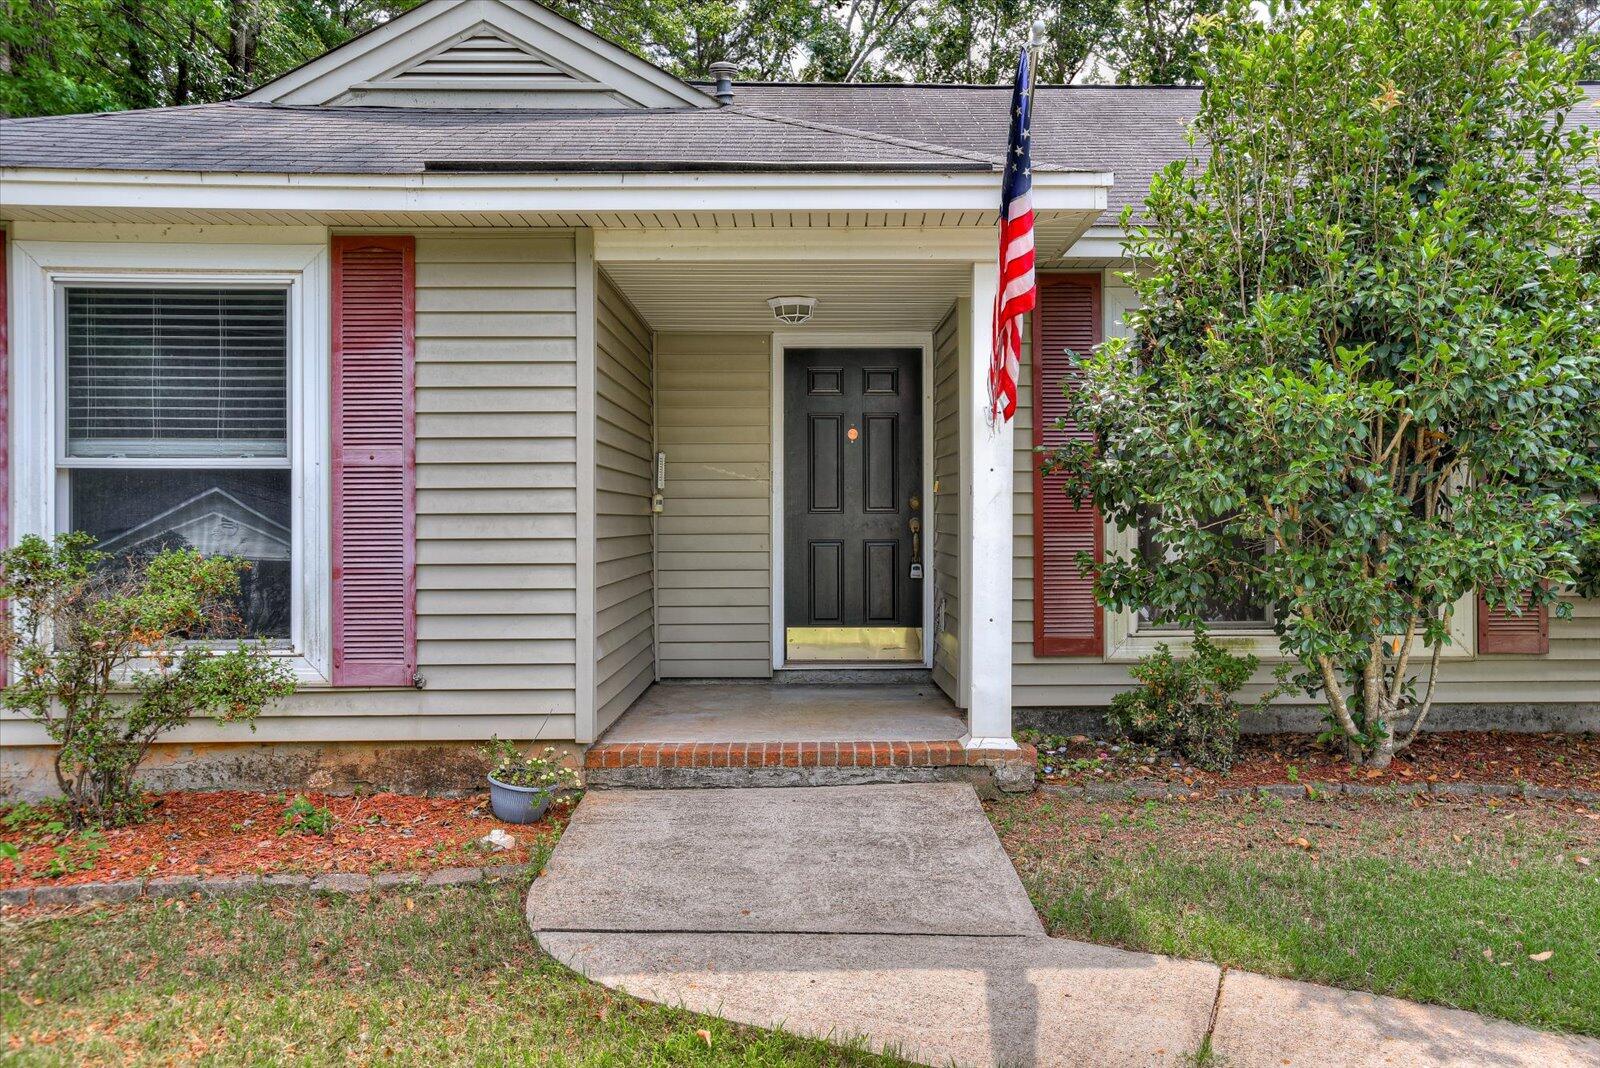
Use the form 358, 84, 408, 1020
601, 258, 971, 332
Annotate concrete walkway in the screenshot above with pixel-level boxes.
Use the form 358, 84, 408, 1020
526, 784, 1600, 1068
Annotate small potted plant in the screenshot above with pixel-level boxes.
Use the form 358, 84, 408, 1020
480, 736, 579, 824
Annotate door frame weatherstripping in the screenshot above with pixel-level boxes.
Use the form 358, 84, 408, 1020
770, 331, 935, 670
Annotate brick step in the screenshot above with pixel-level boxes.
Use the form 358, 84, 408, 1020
585, 739, 1028, 770
582, 740, 1036, 793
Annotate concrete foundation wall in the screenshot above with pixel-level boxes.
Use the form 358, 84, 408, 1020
1, 739, 586, 801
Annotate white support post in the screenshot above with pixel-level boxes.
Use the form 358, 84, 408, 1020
961, 259, 1016, 749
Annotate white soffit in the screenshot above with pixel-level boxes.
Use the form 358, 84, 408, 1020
600, 260, 972, 332
244, 0, 713, 109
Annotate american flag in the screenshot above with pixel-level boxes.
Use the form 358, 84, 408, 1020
990, 44, 1036, 425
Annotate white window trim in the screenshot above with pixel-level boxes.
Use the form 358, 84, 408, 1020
1101, 520, 1476, 662
10, 240, 332, 684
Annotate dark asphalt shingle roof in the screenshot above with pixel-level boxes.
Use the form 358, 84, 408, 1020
727, 84, 1204, 219
2, 84, 1594, 223
0, 100, 1012, 174
728, 82, 1600, 218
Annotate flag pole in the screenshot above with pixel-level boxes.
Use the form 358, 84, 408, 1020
989, 20, 1043, 432
1029, 19, 1045, 92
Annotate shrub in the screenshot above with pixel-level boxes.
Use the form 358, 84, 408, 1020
480, 737, 579, 793
0, 533, 297, 828
1107, 634, 1261, 772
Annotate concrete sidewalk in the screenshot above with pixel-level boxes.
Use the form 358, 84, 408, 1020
526, 784, 1600, 1068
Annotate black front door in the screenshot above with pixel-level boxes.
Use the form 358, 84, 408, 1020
784, 347, 923, 635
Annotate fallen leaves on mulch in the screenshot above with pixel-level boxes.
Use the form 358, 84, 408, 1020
0, 790, 573, 890
1027, 730, 1600, 794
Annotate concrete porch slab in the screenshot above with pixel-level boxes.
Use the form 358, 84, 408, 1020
526, 783, 1041, 937
540, 930, 1220, 1068
599, 682, 966, 743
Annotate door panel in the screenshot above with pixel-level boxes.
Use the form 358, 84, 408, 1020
784, 347, 923, 634
809, 540, 843, 622
864, 540, 898, 621
863, 414, 898, 512
808, 415, 843, 512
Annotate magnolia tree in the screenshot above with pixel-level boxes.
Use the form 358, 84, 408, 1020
1050, 0, 1600, 767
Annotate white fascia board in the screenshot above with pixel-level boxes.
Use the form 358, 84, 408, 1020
243, 0, 470, 102
0, 168, 1111, 219
1060, 224, 1132, 260
246, 0, 713, 109
494, 0, 716, 108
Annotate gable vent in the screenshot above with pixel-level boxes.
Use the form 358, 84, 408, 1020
388, 30, 586, 86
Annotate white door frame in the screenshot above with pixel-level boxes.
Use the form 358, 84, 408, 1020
770, 331, 936, 671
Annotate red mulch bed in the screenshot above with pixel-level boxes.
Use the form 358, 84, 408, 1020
0, 790, 573, 890
1026, 730, 1600, 794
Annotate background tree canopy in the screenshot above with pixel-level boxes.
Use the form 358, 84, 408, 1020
0, 0, 1300, 116
4, 1, 1595, 117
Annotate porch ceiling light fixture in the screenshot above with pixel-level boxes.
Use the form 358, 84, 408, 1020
767, 295, 818, 325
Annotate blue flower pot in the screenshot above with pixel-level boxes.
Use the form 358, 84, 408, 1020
487, 775, 555, 824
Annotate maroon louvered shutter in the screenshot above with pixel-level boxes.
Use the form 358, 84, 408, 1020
331, 236, 416, 687
1477, 588, 1548, 655
1032, 274, 1103, 656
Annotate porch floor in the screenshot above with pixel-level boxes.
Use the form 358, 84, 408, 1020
599, 681, 965, 744
584, 682, 1033, 789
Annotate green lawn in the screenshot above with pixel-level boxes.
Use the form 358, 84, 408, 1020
991, 792, 1600, 1037
1, 879, 904, 1066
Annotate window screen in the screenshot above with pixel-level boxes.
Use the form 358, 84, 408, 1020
71, 469, 293, 639
66, 287, 288, 459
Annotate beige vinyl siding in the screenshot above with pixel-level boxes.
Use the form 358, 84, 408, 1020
654, 332, 774, 677
1428, 595, 1600, 704
931, 304, 962, 703
1012, 268, 1600, 708
1012, 268, 1145, 707
261, 231, 581, 731
593, 273, 655, 731
411, 233, 579, 713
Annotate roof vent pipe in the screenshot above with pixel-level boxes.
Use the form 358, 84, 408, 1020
708, 61, 738, 105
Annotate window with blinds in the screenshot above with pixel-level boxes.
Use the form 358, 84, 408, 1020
65, 287, 289, 459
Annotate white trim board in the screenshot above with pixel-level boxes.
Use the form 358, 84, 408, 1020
244, 0, 713, 109
0, 712, 579, 747
1098, 519, 1479, 663
0, 169, 1112, 219
573, 230, 598, 742
769, 331, 936, 671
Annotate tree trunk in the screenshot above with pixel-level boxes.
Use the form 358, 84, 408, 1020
226, 0, 257, 94
173, 20, 192, 106
1364, 732, 1395, 769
